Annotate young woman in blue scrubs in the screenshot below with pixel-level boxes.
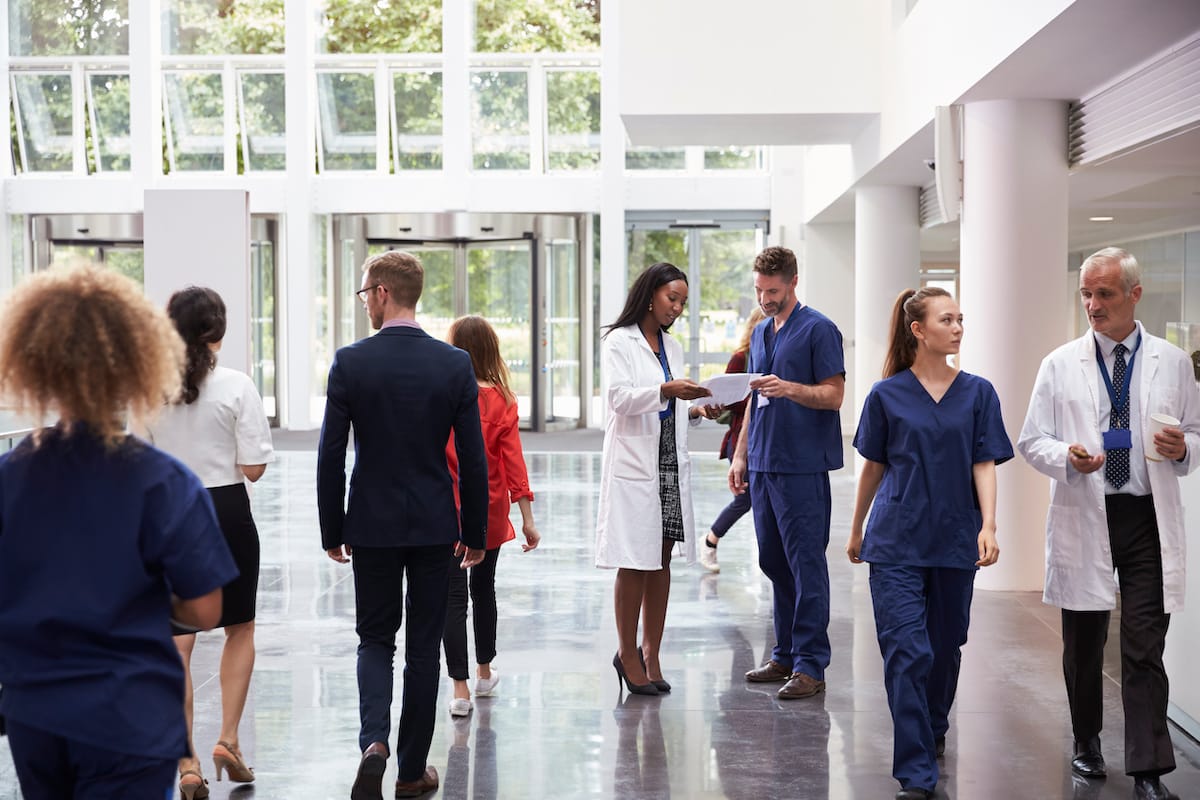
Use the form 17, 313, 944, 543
846, 287, 1013, 800
0, 265, 237, 800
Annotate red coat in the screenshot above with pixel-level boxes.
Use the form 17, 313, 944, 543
447, 386, 534, 549
719, 349, 750, 461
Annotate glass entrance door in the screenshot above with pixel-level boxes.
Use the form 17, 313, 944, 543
626, 217, 765, 382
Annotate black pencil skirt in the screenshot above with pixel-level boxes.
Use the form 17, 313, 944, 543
210, 483, 260, 628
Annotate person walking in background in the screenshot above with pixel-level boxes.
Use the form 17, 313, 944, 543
318, 250, 488, 800
699, 307, 765, 574
596, 262, 712, 696
0, 265, 236, 800
729, 246, 845, 701
144, 287, 274, 799
441, 315, 541, 718
1018, 248, 1200, 800
847, 287, 1013, 800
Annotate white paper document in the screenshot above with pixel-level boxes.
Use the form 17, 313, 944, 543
692, 372, 763, 407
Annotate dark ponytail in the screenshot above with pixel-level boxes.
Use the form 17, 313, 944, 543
882, 286, 951, 378
166, 287, 227, 404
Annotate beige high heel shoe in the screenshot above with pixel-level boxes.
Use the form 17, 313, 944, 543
212, 740, 255, 783
179, 768, 209, 800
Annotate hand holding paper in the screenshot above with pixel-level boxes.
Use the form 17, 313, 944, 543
692, 373, 762, 407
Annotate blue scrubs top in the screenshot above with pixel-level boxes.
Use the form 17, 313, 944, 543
854, 371, 1014, 569
747, 305, 845, 474
0, 427, 236, 759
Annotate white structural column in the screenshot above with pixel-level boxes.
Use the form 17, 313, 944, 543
959, 99, 1071, 592
804, 222, 856, 434
853, 186, 920, 427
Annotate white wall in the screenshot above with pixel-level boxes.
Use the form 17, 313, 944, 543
143, 189, 251, 375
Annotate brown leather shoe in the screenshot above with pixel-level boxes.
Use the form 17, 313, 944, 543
777, 672, 825, 699
745, 659, 791, 683
351, 742, 388, 800
394, 765, 439, 798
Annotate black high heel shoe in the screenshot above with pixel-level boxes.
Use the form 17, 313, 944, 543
637, 647, 671, 693
612, 653, 660, 696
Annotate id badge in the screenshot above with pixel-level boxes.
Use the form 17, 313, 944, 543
1102, 428, 1132, 451
757, 392, 770, 408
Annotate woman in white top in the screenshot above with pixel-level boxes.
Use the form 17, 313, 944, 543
146, 287, 274, 800
596, 262, 712, 696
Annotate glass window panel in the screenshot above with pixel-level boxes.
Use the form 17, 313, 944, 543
625, 146, 685, 170
473, 0, 599, 53
318, 0, 441, 54
239, 72, 286, 171
471, 70, 529, 170
163, 71, 225, 171
468, 243, 533, 416
697, 229, 760, 381
250, 238, 277, 419
88, 73, 131, 172
11, 73, 75, 173
547, 240, 581, 422
545, 69, 599, 171
162, 0, 285, 55
317, 72, 376, 171
704, 146, 762, 170
9, 1, 129, 56
392, 70, 442, 170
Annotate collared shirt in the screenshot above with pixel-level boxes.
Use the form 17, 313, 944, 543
382, 318, 422, 330
1094, 322, 1148, 496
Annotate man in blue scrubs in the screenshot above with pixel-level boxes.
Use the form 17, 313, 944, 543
729, 246, 845, 699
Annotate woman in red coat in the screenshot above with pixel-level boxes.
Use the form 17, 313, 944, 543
700, 308, 764, 573
443, 316, 541, 717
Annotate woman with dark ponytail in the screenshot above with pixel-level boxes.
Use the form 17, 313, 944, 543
846, 287, 1013, 800
146, 287, 274, 799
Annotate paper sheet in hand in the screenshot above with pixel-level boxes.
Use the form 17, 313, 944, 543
693, 373, 762, 407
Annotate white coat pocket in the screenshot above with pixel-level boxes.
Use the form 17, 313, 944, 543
612, 433, 658, 481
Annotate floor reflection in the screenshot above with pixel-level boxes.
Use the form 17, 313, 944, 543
1, 447, 1198, 799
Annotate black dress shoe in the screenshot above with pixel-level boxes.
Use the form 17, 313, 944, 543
895, 788, 934, 800
1070, 736, 1106, 779
1134, 776, 1179, 800
351, 741, 389, 800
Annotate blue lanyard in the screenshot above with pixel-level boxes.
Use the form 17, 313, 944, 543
1095, 332, 1141, 414
656, 331, 674, 421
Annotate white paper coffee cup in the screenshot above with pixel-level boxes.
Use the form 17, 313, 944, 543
1146, 413, 1181, 461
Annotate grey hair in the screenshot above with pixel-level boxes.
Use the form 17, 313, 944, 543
1080, 247, 1141, 293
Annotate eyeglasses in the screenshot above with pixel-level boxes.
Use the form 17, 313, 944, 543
355, 284, 383, 301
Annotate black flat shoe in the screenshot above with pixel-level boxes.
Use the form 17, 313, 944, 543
636, 646, 671, 693
613, 652, 660, 696
1134, 776, 1179, 800
1071, 737, 1106, 779
896, 788, 934, 800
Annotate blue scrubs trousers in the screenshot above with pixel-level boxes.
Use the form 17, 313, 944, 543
5, 717, 176, 800
869, 563, 975, 792
750, 471, 832, 679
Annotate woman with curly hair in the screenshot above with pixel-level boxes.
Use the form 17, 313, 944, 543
0, 265, 237, 800
143, 286, 274, 798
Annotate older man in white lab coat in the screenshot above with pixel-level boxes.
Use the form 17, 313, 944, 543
1018, 247, 1200, 800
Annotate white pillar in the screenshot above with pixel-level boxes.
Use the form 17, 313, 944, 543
596, 0, 626, 426
804, 222, 856, 434
853, 186, 920, 427
960, 99, 1071, 592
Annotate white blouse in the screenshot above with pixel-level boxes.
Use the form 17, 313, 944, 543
147, 366, 275, 488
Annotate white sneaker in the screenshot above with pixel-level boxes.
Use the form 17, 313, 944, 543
699, 542, 720, 573
474, 670, 500, 697
448, 697, 472, 717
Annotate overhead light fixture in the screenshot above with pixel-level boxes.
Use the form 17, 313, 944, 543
1089, 216, 1115, 222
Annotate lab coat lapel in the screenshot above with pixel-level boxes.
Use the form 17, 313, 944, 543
1076, 333, 1101, 425
1138, 325, 1160, 433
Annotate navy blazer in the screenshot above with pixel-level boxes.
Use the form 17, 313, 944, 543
317, 325, 488, 551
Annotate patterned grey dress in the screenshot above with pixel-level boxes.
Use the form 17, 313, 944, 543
658, 361, 685, 542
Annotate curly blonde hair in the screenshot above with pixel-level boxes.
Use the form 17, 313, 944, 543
0, 264, 184, 447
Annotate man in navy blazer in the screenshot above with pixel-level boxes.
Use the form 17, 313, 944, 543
317, 250, 488, 800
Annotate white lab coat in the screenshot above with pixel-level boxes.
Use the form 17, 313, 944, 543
595, 325, 698, 569
1017, 324, 1200, 612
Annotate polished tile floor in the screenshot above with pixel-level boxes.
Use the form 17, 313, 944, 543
3, 442, 1200, 799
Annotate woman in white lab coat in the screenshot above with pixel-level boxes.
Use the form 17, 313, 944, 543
596, 262, 712, 696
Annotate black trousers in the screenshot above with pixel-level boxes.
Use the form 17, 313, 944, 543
443, 546, 501, 681
1061, 493, 1174, 776
352, 544, 452, 782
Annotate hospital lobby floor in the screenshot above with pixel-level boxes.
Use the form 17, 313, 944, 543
2, 441, 1199, 799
